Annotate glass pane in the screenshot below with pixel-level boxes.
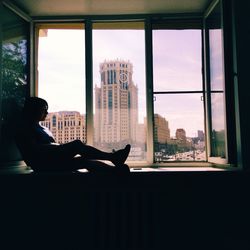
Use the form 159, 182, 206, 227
37, 27, 86, 144
153, 30, 202, 91
93, 23, 146, 162
207, 2, 224, 91
211, 93, 226, 158
0, 6, 29, 162
206, 1, 226, 158
154, 94, 206, 162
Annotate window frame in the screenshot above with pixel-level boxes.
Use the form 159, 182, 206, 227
32, 11, 235, 167
203, 0, 236, 166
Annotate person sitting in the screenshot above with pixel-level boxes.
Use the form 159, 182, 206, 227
15, 97, 131, 173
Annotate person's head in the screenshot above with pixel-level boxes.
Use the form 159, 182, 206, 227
22, 97, 48, 122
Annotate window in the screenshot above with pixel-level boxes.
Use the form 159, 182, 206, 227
0, 5, 29, 163
93, 22, 146, 162
34, 13, 232, 167
204, 0, 227, 163
152, 28, 205, 162
37, 24, 86, 143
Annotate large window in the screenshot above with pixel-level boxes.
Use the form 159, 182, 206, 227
153, 29, 205, 162
34, 13, 231, 166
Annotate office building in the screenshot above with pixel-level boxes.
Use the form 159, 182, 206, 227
154, 114, 171, 144
40, 111, 86, 144
94, 60, 138, 147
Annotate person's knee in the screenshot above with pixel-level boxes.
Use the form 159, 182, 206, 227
73, 139, 83, 147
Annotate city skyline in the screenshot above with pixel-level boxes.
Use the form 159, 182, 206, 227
41, 110, 206, 162
42, 110, 205, 141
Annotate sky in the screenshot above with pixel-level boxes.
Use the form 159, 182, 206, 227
38, 28, 222, 137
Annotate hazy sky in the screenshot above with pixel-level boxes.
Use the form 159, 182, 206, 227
38, 28, 208, 137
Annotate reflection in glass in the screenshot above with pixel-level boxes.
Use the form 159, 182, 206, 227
211, 93, 225, 157
209, 30, 224, 91
93, 23, 146, 161
38, 28, 86, 144
153, 30, 202, 91
207, 2, 224, 91
153, 94, 206, 162
2, 41, 28, 102
0, 6, 29, 162
206, 1, 226, 158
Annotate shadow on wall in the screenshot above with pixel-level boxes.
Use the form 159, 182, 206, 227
0, 98, 23, 165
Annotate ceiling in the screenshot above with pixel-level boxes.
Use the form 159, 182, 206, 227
10, 0, 212, 17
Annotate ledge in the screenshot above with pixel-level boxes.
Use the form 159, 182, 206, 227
0, 163, 239, 175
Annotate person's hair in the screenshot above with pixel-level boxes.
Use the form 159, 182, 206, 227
22, 97, 48, 121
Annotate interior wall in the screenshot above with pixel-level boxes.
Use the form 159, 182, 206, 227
232, 0, 250, 171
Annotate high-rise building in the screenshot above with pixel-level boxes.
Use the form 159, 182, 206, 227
94, 59, 138, 146
154, 114, 170, 144
197, 130, 205, 141
175, 128, 187, 147
41, 111, 86, 144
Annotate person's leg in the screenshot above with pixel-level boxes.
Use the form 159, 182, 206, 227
72, 157, 130, 174
57, 140, 131, 166
31, 155, 130, 174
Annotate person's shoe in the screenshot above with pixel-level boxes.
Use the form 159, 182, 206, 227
112, 144, 131, 167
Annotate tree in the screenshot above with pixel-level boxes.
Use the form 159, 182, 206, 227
2, 40, 28, 104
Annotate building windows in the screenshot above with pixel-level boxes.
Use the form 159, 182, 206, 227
52, 115, 56, 127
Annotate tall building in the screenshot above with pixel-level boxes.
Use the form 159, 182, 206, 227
41, 111, 86, 144
154, 114, 170, 144
175, 128, 187, 147
197, 130, 205, 141
94, 59, 138, 147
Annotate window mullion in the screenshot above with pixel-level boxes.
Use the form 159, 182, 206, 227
85, 19, 94, 145
145, 17, 154, 164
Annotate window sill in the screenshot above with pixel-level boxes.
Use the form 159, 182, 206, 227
128, 161, 237, 171
0, 161, 238, 174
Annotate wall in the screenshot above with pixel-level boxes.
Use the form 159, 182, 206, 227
0, 171, 249, 250
232, 0, 250, 170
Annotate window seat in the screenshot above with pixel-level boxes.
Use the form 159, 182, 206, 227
0, 161, 238, 175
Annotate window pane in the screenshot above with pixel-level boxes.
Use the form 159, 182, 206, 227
153, 30, 202, 91
37, 27, 86, 144
206, 1, 227, 159
211, 93, 226, 158
154, 94, 206, 162
93, 23, 146, 162
0, 6, 29, 162
207, 2, 224, 91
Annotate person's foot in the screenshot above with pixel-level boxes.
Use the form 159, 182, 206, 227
112, 144, 131, 167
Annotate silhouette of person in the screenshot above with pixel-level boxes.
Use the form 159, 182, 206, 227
15, 97, 131, 173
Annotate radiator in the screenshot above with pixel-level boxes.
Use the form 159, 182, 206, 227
88, 191, 158, 250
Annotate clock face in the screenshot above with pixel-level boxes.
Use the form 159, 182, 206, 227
120, 72, 128, 83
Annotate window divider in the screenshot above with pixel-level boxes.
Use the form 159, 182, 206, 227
145, 17, 154, 164
85, 19, 94, 145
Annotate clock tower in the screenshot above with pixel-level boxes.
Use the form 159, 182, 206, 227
94, 60, 138, 148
